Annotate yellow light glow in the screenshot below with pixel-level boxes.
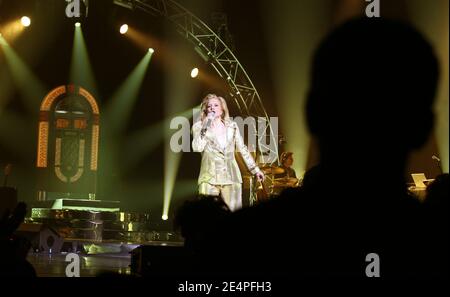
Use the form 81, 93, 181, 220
0, 20, 25, 42
190, 67, 199, 78
120, 24, 129, 34
21, 16, 31, 27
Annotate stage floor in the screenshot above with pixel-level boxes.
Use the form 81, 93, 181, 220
26, 240, 183, 277
27, 252, 132, 277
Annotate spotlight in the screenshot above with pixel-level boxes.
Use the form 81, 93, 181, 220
75, 22, 81, 27
148, 48, 154, 54
162, 214, 168, 221
190, 68, 199, 78
21, 16, 31, 27
119, 24, 129, 34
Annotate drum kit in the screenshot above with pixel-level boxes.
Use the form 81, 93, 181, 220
255, 165, 300, 201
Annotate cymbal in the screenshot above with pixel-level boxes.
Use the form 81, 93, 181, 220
260, 165, 285, 175
273, 177, 299, 187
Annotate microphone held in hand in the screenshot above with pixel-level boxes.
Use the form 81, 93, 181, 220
201, 112, 215, 136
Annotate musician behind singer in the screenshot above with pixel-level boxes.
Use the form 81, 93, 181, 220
277, 152, 297, 179
192, 94, 264, 211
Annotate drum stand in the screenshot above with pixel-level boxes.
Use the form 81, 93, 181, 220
249, 174, 276, 206
249, 176, 257, 206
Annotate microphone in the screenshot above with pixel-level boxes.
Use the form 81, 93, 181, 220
201, 112, 215, 135
432, 155, 443, 174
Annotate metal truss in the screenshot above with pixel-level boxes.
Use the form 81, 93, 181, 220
114, 0, 279, 165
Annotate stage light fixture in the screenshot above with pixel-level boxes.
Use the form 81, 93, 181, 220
162, 214, 168, 221
148, 48, 154, 54
113, 0, 134, 10
21, 16, 31, 27
120, 24, 129, 34
190, 67, 199, 78
75, 22, 81, 27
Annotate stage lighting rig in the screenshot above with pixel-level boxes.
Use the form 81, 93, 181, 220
113, 0, 135, 10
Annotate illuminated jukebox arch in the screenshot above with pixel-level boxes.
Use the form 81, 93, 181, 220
36, 85, 99, 200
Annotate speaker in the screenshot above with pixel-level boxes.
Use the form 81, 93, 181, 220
14, 223, 64, 253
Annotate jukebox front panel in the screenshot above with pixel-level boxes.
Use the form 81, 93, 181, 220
36, 85, 99, 195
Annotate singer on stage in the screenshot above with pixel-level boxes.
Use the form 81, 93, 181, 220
192, 94, 264, 211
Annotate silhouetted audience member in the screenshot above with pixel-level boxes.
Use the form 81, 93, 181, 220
300, 164, 321, 189
200, 17, 446, 279
0, 202, 37, 277
425, 173, 449, 207
422, 173, 449, 277
174, 195, 231, 255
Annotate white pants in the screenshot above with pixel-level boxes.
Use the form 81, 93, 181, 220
198, 183, 242, 211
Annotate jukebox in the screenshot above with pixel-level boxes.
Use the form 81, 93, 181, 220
36, 85, 99, 201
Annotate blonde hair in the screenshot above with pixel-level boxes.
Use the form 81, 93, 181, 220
200, 94, 230, 122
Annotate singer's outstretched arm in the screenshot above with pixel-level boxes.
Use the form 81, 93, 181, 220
233, 122, 262, 176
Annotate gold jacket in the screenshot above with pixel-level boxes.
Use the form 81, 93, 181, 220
192, 119, 261, 185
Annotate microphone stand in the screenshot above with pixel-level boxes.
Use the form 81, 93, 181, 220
432, 155, 443, 175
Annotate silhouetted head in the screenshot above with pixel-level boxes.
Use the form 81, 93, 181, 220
426, 173, 449, 207
307, 18, 438, 163
301, 164, 321, 189
174, 195, 230, 253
